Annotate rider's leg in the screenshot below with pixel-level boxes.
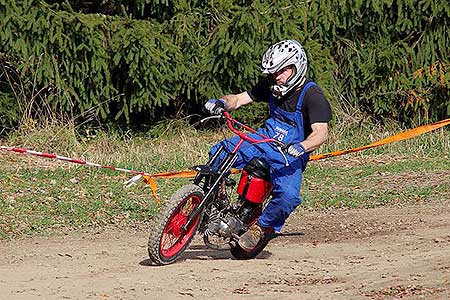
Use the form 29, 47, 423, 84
238, 156, 306, 251
209, 134, 266, 170
257, 159, 304, 232
209, 136, 265, 208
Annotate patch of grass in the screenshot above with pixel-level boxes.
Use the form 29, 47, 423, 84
302, 156, 450, 208
0, 165, 159, 238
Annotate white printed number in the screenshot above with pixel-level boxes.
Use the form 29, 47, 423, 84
273, 132, 285, 141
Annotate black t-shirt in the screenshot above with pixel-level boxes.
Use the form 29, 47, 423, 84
247, 77, 332, 137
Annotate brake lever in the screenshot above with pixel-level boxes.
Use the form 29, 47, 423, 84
276, 145, 290, 167
200, 114, 224, 123
271, 140, 287, 152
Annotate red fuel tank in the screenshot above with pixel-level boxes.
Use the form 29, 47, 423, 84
237, 169, 273, 204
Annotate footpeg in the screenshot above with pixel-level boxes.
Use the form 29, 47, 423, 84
191, 165, 214, 175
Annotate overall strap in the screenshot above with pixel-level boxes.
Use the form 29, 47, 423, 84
269, 94, 276, 114
296, 81, 316, 111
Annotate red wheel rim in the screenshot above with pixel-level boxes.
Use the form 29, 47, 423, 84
159, 194, 202, 258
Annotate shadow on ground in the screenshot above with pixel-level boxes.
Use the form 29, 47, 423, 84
139, 232, 305, 266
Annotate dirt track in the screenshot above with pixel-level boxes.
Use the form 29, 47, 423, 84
1, 201, 449, 300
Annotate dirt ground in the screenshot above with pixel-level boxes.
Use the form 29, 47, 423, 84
1, 200, 449, 300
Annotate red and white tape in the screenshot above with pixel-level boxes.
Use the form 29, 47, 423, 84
0, 146, 151, 185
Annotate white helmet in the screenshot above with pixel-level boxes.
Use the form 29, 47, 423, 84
261, 40, 308, 97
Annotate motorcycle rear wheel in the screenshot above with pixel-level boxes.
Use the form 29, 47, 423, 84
148, 184, 204, 265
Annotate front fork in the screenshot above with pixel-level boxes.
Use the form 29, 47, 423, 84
181, 146, 237, 232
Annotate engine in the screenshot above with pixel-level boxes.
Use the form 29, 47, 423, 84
204, 157, 273, 245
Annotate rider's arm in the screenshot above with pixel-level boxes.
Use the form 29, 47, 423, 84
299, 85, 331, 153
299, 122, 328, 152
221, 91, 253, 111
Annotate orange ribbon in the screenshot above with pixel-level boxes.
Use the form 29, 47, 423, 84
309, 118, 450, 161
144, 118, 450, 201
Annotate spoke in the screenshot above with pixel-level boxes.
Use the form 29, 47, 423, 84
161, 232, 178, 250
161, 233, 170, 250
159, 192, 202, 257
181, 198, 194, 215
165, 210, 187, 235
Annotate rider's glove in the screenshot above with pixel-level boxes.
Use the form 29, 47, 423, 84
204, 99, 226, 115
287, 143, 306, 158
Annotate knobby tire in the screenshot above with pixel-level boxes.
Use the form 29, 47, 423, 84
148, 184, 204, 265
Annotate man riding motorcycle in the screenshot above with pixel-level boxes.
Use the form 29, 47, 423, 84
204, 39, 332, 251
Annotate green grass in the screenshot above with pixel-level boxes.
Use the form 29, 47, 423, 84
0, 119, 449, 239
0, 166, 159, 239
302, 156, 450, 208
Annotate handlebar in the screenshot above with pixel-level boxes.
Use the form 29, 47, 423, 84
223, 112, 287, 151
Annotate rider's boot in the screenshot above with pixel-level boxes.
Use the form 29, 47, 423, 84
238, 223, 275, 251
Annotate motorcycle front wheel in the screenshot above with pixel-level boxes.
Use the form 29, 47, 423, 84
148, 184, 204, 265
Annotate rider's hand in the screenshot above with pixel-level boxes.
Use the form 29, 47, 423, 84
287, 143, 305, 158
204, 99, 226, 115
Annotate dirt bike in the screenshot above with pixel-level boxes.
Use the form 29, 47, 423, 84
148, 112, 287, 265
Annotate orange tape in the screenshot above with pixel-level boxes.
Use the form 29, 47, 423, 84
142, 176, 161, 204
149, 170, 198, 179
149, 168, 240, 179
142, 169, 240, 202
309, 118, 450, 161
144, 118, 450, 200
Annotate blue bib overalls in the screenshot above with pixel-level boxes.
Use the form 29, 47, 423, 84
210, 82, 316, 232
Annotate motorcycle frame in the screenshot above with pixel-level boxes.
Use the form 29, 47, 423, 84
181, 112, 283, 232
